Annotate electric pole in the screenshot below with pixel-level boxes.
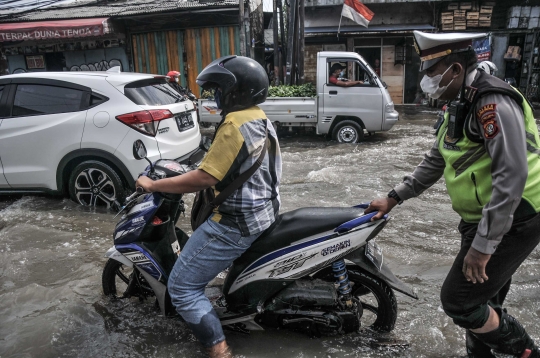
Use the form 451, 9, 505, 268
273, 0, 280, 85
239, 0, 246, 56
298, 0, 305, 84
286, 0, 297, 85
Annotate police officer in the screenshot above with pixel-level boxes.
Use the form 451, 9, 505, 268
365, 30, 540, 357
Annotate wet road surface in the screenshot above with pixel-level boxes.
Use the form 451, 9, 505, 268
2, 106, 540, 358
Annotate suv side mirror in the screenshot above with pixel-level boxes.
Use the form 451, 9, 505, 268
200, 136, 212, 152
133, 140, 148, 160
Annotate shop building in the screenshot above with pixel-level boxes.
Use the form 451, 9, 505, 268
0, 0, 246, 96
0, 17, 128, 74
436, 0, 540, 104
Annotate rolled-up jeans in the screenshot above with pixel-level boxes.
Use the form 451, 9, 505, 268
167, 214, 263, 347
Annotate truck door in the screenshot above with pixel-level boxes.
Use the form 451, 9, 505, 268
323, 59, 383, 132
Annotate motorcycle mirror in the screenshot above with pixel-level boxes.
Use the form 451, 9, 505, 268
199, 136, 212, 152
133, 140, 148, 160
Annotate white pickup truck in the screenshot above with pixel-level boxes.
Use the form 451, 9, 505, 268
198, 51, 399, 143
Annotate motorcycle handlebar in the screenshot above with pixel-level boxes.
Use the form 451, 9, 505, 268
126, 186, 144, 202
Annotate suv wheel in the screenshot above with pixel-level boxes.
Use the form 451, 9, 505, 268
68, 160, 125, 209
333, 120, 364, 143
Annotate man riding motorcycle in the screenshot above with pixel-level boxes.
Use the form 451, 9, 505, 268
136, 56, 282, 358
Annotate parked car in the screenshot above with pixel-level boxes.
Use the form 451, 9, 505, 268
0, 69, 203, 208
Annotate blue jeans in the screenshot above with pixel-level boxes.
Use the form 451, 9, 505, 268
167, 215, 262, 347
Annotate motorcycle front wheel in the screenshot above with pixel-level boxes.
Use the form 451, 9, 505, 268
316, 267, 397, 332
102, 259, 155, 300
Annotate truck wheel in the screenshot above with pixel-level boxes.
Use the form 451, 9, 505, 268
333, 120, 364, 143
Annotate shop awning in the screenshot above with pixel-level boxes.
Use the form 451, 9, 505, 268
0, 17, 112, 42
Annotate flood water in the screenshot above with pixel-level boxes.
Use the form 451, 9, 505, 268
2, 106, 540, 358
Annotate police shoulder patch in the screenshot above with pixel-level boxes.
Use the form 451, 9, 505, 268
483, 119, 499, 139
476, 103, 499, 139
476, 103, 496, 119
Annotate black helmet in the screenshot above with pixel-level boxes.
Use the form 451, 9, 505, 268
196, 55, 269, 112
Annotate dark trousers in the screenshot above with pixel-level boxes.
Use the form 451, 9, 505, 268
440, 213, 540, 330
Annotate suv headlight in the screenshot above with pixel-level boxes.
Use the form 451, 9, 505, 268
385, 102, 395, 114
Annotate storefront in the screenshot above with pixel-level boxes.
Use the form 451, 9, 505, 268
130, 26, 241, 97
0, 18, 128, 74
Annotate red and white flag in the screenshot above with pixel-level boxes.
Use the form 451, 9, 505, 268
341, 0, 374, 28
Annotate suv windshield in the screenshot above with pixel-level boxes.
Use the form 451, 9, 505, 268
124, 78, 184, 105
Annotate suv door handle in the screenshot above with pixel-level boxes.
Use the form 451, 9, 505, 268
329, 90, 338, 95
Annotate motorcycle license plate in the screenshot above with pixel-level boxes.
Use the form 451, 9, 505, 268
365, 240, 383, 271
175, 113, 195, 132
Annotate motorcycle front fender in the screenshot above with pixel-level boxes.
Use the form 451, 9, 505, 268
105, 246, 133, 268
344, 248, 418, 299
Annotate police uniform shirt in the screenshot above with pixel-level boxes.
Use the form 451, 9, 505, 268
393, 69, 528, 254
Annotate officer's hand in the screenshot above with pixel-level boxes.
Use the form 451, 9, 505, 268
135, 176, 154, 193
462, 247, 490, 284
364, 197, 398, 221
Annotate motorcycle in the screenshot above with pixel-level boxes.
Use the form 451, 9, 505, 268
102, 139, 417, 336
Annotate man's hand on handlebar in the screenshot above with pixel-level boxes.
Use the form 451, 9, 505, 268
364, 197, 399, 221
136, 176, 154, 193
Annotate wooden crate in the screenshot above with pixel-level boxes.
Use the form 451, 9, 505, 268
454, 9, 467, 17
441, 12, 454, 24
467, 20, 479, 27
454, 20, 467, 29
479, 20, 491, 27
467, 12, 480, 19
447, 2, 459, 10
479, 14, 492, 21
442, 23, 454, 30
460, 2, 472, 10
480, 5, 493, 14
483, 1, 496, 6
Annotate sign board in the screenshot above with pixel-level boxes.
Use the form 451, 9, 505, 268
0, 18, 111, 42
473, 37, 491, 62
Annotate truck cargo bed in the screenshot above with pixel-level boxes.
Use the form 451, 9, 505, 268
198, 97, 317, 125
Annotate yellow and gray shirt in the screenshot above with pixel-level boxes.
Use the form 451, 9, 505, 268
199, 106, 282, 236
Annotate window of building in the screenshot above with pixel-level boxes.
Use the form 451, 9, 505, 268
12, 84, 84, 117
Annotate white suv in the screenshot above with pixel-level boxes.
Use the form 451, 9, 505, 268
0, 69, 203, 208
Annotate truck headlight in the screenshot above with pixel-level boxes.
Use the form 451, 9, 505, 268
385, 102, 394, 113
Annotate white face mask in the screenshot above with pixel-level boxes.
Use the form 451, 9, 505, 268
420, 65, 455, 99
340, 70, 345, 77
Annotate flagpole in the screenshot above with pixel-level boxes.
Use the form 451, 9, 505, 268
337, 13, 343, 39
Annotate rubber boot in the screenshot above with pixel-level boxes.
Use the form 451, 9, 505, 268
471, 308, 540, 358
206, 340, 233, 358
466, 330, 495, 357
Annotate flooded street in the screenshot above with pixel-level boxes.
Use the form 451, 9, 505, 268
2, 106, 540, 358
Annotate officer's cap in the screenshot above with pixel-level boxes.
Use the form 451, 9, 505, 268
413, 30, 487, 71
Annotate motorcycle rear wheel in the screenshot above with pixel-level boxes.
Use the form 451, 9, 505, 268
102, 259, 154, 299
316, 267, 397, 332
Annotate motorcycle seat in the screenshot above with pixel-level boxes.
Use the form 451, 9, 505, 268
254, 207, 365, 252
229, 207, 364, 274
